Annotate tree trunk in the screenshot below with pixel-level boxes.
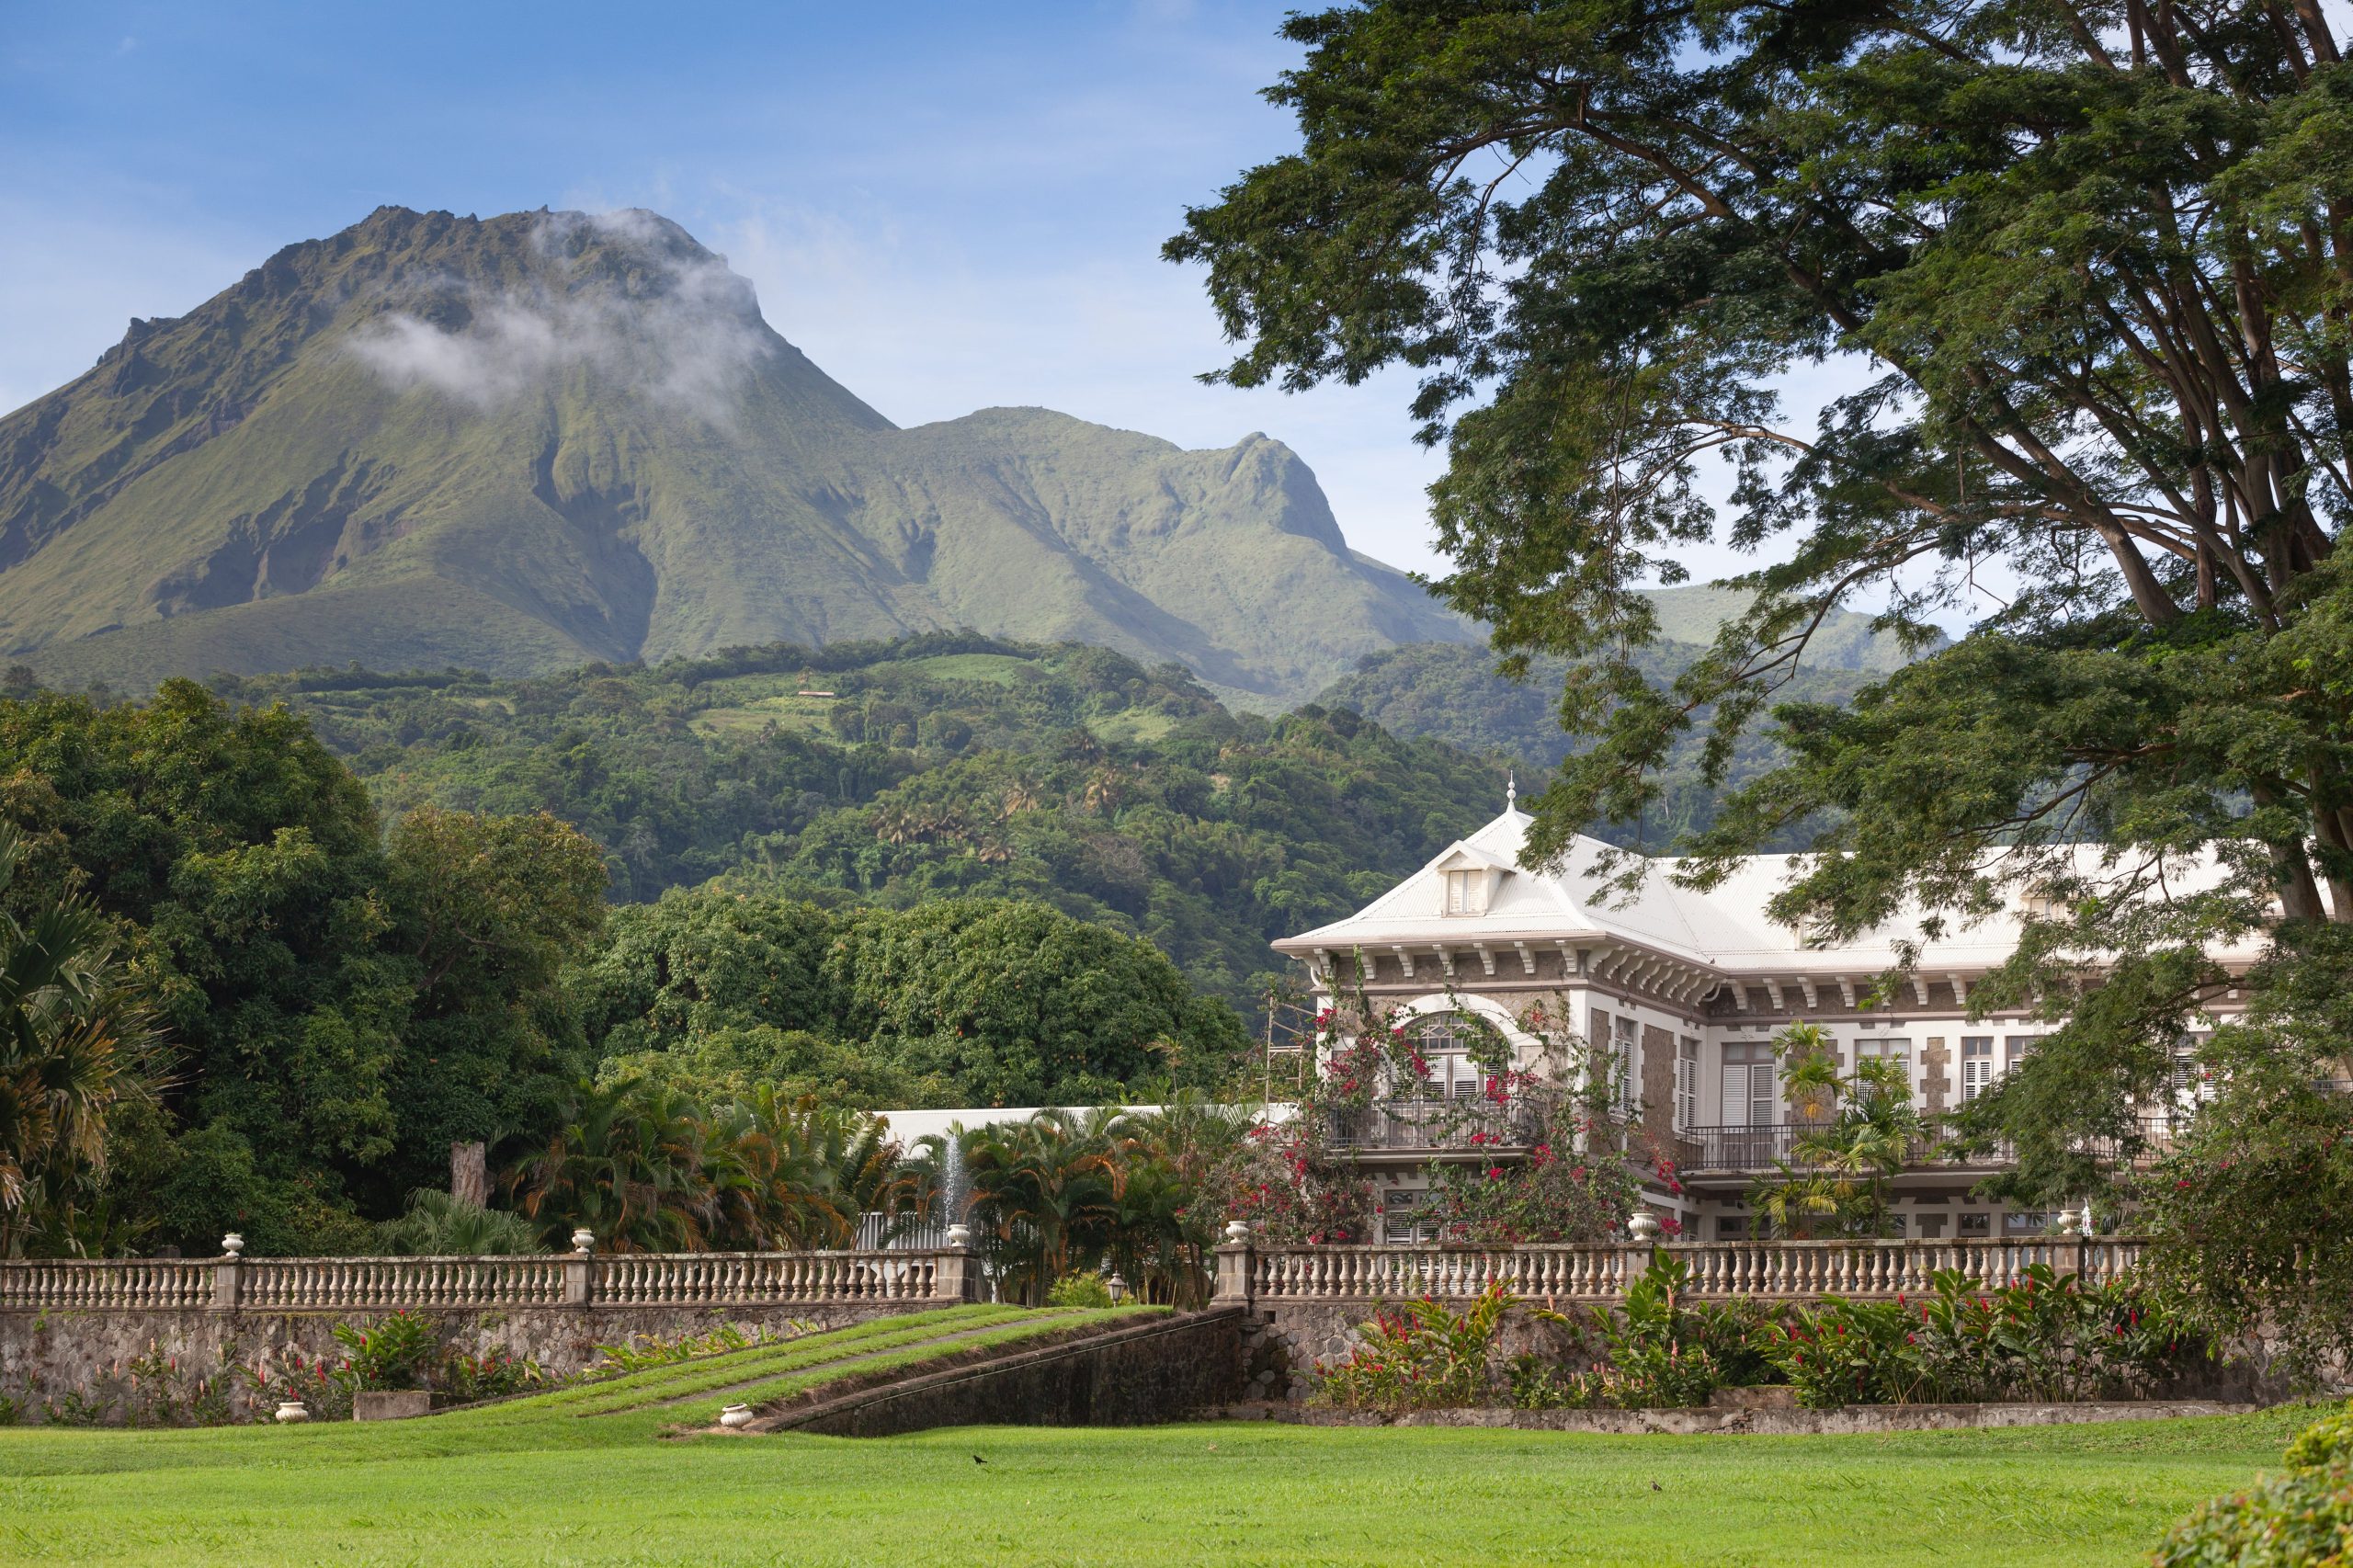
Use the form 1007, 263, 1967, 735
449, 1141, 489, 1210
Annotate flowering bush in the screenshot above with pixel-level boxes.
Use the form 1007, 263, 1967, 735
1315, 1283, 1563, 1413
2155, 1399, 2353, 1565
1517, 1257, 1777, 1409
1757, 1265, 2211, 1407
334, 1310, 439, 1392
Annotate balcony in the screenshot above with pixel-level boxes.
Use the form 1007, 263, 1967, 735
1674, 1117, 2191, 1176
1327, 1098, 1552, 1154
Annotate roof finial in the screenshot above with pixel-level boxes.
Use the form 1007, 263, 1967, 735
1506, 768, 1517, 812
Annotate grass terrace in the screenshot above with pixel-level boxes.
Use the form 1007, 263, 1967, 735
0, 1304, 2318, 1567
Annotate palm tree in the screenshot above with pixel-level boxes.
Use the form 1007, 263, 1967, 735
1110, 1096, 1254, 1306
0, 824, 159, 1257
1751, 1028, 1926, 1238
376, 1188, 547, 1256
961, 1108, 1123, 1303
708, 1087, 913, 1249
504, 1078, 722, 1252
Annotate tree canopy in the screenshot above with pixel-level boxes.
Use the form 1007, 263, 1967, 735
1171, 0, 2353, 1194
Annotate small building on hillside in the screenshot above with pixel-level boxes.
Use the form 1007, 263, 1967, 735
1271, 793, 2256, 1242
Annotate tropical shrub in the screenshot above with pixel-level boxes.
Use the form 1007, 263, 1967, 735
2155, 1400, 2353, 1566
1518, 1257, 1775, 1410
1757, 1266, 2210, 1408
1045, 1271, 1115, 1308
2139, 1056, 2353, 1390
1747, 1023, 1925, 1239
333, 1310, 439, 1392
374, 1189, 546, 1256
1314, 1283, 1563, 1413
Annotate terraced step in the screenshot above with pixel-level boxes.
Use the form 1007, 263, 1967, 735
733, 1306, 1245, 1437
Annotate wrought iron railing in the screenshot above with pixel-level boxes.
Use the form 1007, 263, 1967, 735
1327, 1098, 1552, 1153
1673, 1117, 2191, 1174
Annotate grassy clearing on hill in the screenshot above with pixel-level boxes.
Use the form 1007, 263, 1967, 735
0, 1345, 2314, 1568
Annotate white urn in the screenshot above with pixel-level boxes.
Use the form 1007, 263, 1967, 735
719, 1403, 756, 1430
273, 1399, 311, 1424
1627, 1211, 1663, 1243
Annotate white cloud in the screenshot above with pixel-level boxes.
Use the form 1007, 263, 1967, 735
345, 210, 775, 425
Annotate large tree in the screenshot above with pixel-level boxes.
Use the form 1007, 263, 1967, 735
1171, 0, 2353, 1195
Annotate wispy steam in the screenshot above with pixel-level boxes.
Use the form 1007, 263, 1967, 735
346, 210, 774, 422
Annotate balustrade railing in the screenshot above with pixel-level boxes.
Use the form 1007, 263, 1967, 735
0, 1247, 972, 1312
238, 1256, 570, 1310
0, 1258, 216, 1311
1227, 1236, 2150, 1305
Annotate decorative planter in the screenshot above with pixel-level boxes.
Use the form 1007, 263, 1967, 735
273, 1400, 310, 1424
354, 1390, 435, 1422
719, 1403, 756, 1430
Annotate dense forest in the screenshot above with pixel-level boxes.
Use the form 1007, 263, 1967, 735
199, 633, 1512, 1014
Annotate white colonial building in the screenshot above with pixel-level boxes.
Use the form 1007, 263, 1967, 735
1272, 795, 2256, 1243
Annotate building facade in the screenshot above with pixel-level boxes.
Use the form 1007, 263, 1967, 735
1271, 798, 2250, 1242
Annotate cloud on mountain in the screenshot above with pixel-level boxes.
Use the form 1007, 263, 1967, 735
345, 209, 774, 423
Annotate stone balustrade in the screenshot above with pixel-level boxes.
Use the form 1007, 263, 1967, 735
1219, 1235, 2151, 1307
0, 1247, 977, 1313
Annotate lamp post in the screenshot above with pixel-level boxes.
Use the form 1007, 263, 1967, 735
1105, 1271, 1127, 1305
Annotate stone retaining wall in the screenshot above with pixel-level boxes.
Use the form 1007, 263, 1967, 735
0, 1302, 893, 1425
767, 1309, 1246, 1437
1210, 1399, 2257, 1435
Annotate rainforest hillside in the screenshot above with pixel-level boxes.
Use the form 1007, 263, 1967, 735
203, 633, 1510, 1014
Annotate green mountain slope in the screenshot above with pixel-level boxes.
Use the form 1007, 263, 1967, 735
0, 206, 1468, 702
1314, 595, 1938, 845
214, 633, 1507, 1014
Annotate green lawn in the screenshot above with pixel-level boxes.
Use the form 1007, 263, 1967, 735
0, 1308, 2313, 1567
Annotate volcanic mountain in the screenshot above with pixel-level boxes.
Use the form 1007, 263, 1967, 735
0, 206, 1471, 700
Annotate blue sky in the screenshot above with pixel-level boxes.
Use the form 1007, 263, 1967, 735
1, 0, 1485, 577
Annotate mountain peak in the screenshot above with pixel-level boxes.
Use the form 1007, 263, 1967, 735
1, 205, 1472, 698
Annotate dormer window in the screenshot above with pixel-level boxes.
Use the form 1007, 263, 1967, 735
1445, 870, 1474, 915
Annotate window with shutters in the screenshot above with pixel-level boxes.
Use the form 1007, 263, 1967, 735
1674, 1036, 1699, 1133
2004, 1035, 2039, 1077
1721, 1041, 1776, 1145
1612, 1013, 1639, 1111
2169, 1031, 2215, 1113
1443, 869, 1473, 915
1961, 1037, 1995, 1101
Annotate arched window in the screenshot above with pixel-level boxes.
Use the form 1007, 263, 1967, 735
1408, 1012, 1494, 1100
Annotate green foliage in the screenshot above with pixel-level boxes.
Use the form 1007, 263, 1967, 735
1314, 1283, 1562, 1413
0, 682, 607, 1249
373, 1189, 546, 1256
2157, 1400, 2353, 1566
332, 1310, 440, 1392
1174, 0, 2353, 1211
1045, 1271, 1116, 1309
578, 886, 1248, 1108
238, 635, 1504, 1018
1747, 1023, 1927, 1240
1318, 623, 1892, 848
2139, 1057, 2353, 1385
0, 821, 161, 1256
1757, 1266, 2210, 1408
503, 1077, 912, 1254
1531, 1257, 1779, 1411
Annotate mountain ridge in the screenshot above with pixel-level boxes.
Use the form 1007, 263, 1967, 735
0, 206, 1471, 700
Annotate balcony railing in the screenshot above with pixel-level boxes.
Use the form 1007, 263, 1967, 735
1327, 1099, 1551, 1153
1673, 1117, 2198, 1175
